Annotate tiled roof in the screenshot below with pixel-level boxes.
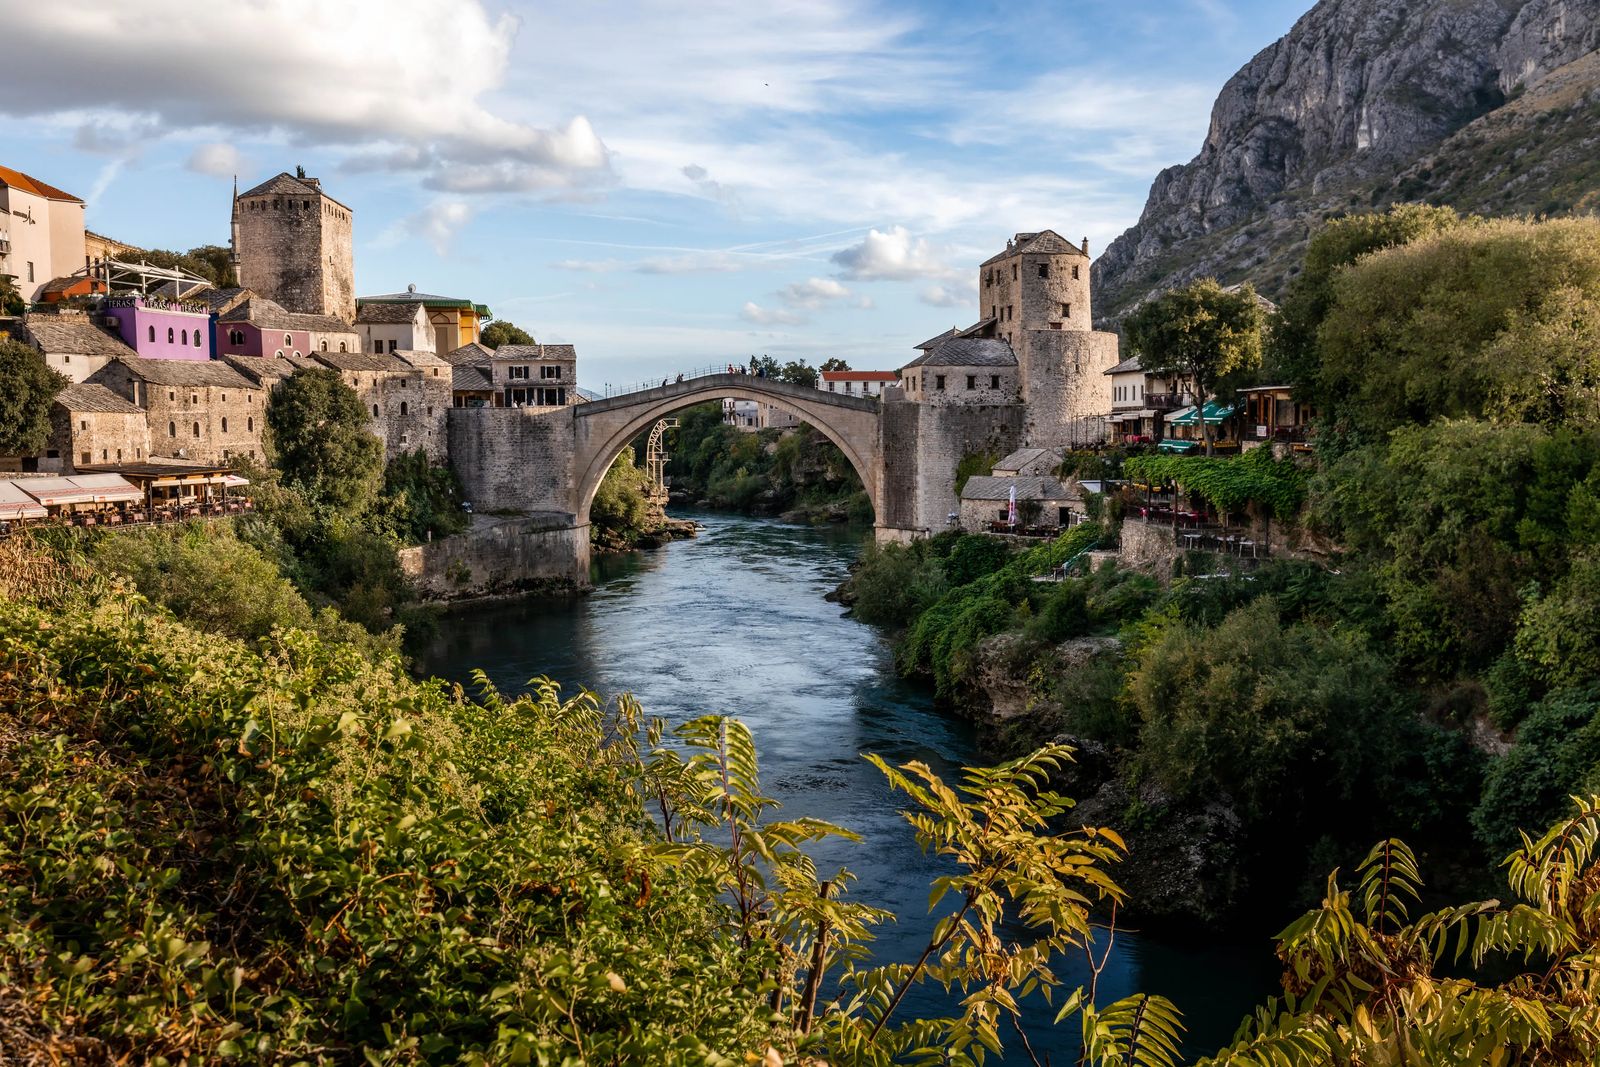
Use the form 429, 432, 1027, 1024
238, 172, 350, 210
102, 356, 254, 389
311, 350, 412, 373
54, 383, 142, 415
959, 475, 1075, 502
196, 287, 252, 314
354, 301, 424, 324
453, 365, 494, 392
395, 349, 450, 370
979, 229, 1087, 268
494, 343, 576, 361
38, 276, 97, 297
219, 296, 354, 334
443, 341, 494, 366
994, 447, 1063, 473
0, 164, 82, 203
150, 279, 211, 300
1105, 355, 1143, 375
903, 337, 1017, 369
913, 327, 960, 351
220, 353, 311, 384
821, 369, 899, 382
22, 314, 132, 358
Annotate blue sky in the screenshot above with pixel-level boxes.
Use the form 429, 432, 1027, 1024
3, 0, 1307, 388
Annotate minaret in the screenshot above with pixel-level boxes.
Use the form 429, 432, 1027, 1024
229, 175, 240, 278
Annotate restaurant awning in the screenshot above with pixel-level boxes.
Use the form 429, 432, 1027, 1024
1157, 439, 1199, 454
16, 474, 143, 507
1168, 401, 1236, 426
0, 480, 48, 519
223, 474, 250, 488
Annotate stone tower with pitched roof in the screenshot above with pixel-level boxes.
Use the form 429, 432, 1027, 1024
975, 230, 1118, 446
230, 170, 355, 322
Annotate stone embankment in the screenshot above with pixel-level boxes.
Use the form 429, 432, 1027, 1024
398, 513, 591, 601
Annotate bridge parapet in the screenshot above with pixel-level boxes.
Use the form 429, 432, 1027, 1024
577, 373, 879, 417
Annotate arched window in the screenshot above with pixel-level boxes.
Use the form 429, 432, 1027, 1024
180, 329, 188, 345
167, 327, 175, 343
192, 422, 201, 437
275, 350, 284, 358
148, 325, 156, 342
292, 351, 301, 359
193, 331, 201, 348
247, 416, 253, 432
320, 340, 328, 352
371, 405, 378, 417
168, 421, 176, 437
284, 334, 293, 346
400, 401, 408, 415
339, 342, 347, 352
221, 417, 228, 432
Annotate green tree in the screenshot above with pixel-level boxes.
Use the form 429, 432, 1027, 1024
1515, 553, 1600, 687
1318, 216, 1600, 433
778, 359, 818, 387
820, 357, 851, 372
589, 447, 654, 543
0, 336, 68, 456
0, 274, 25, 315
139, 246, 231, 287
1265, 203, 1464, 394
264, 368, 384, 511
378, 449, 468, 544
1472, 688, 1600, 856
480, 319, 535, 348
186, 244, 238, 288
1124, 278, 1265, 454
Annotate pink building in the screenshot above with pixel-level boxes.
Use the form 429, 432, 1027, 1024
102, 296, 211, 361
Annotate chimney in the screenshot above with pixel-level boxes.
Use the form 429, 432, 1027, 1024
1081, 237, 1090, 254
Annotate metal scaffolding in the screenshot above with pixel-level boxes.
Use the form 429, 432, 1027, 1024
645, 418, 677, 502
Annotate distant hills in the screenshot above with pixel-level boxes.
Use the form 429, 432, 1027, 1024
1093, 0, 1600, 320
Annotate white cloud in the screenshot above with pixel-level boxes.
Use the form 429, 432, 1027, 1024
187, 142, 243, 178
740, 301, 804, 326
0, 1, 611, 194
831, 226, 957, 281
919, 284, 968, 308
396, 199, 475, 255
778, 276, 852, 309
553, 251, 746, 274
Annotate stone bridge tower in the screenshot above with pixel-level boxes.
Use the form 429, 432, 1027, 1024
231, 170, 355, 322
976, 230, 1117, 446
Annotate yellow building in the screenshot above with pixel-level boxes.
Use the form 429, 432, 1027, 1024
357, 284, 488, 353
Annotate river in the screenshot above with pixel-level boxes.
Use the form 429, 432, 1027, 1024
417, 510, 1278, 1061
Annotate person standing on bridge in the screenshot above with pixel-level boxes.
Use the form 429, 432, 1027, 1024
676, 373, 684, 384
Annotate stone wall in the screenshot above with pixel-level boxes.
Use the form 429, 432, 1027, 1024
904, 364, 1020, 407
54, 408, 150, 471
876, 397, 922, 534
913, 402, 1024, 533
1016, 329, 1119, 448
92, 363, 266, 464
980, 248, 1093, 340
1117, 518, 1181, 577
397, 514, 591, 598
448, 406, 574, 514
235, 191, 354, 320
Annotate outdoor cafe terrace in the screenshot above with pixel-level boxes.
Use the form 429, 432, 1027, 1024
0, 462, 252, 537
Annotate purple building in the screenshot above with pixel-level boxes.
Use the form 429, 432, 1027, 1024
102, 295, 212, 361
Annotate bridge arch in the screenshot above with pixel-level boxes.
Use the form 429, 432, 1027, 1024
570, 374, 883, 529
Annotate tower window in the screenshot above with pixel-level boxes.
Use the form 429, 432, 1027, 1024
168, 422, 176, 437
1063, 303, 1071, 318
1072, 265, 1080, 280
400, 401, 408, 415
935, 375, 946, 391
192, 422, 200, 437
221, 417, 228, 432
1038, 264, 1049, 278
247, 417, 253, 432
1012, 264, 1017, 280
167, 327, 175, 343
1006, 306, 1013, 320
372, 405, 379, 417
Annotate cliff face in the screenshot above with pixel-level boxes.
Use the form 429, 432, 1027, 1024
1094, 0, 1600, 320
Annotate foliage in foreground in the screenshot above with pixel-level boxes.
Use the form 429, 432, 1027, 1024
3, 572, 1600, 1063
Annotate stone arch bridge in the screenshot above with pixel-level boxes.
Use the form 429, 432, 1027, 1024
444, 373, 1023, 584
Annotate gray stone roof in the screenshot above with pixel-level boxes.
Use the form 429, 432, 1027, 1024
220, 352, 311, 384
443, 341, 494, 366
311, 350, 412, 373
238, 172, 350, 211
354, 301, 425, 325
494, 343, 577, 361
993, 447, 1063, 473
395, 349, 451, 370
903, 337, 1017, 369
1105, 354, 1143, 375
913, 326, 960, 351
219, 296, 353, 334
198, 287, 251, 315
54, 383, 142, 414
21, 314, 133, 358
104, 357, 254, 389
959, 475, 1075, 502
453, 365, 494, 392
978, 229, 1088, 268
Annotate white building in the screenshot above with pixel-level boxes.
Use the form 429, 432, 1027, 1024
722, 399, 800, 431
0, 165, 86, 302
817, 369, 898, 398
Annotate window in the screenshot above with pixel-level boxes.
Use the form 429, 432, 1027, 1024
101, 449, 108, 460
400, 401, 408, 415
386, 340, 396, 353
321, 340, 328, 352
221, 417, 228, 432
247, 416, 253, 432
79, 419, 87, 430
292, 351, 301, 359
827, 381, 835, 391
990, 375, 999, 389
1011, 264, 1017, 280
181, 329, 188, 345
81, 451, 90, 464
966, 375, 976, 390
540, 365, 562, 379
191, 394, 197, 404
372, 339, 382, 353
167, 327, 175, 343
339, 342, 347, 352
509, 365, 529, 380
844, 382, 853, 393
426, 406, 433, 416
192, 422, 200, 437
193, 331, 201, 348
168, 390, 175, 400
284, 334, 293, 346
26, 262, 34, 282
1006, 306, 1013, 321
1063, 303, 1071, 318
1038, 263, 1049, 278
1072, 265, 1080, 280
229, 329, 244, 345
372, 405, 379, 417
149, 326, 157, 343
935, 375, 946, 391
275, 350, 284, 358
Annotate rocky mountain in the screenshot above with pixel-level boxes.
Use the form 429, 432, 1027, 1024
1094, 0, 1600, 320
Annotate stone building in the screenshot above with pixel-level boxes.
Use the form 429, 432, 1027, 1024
992, 446, 1063, 477
230, 172, 355, 321
50, 383, 151, 472
355, 300, 434, 356
958, 475, 1077, 534
310, 349, 450, 460
0, 164, 85, 302
13, 309, 132, 383
215, 291, 360, 361
1104, 355, 1184, 443
818, 369, 898, 398
357, 285, 486, 353
102, 295, 212, 361
89, 357, 265, 464
973, 231, 1119, 446
898, 337, 1020, 406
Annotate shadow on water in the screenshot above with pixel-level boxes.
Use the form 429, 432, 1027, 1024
417, 510, 1278, 1061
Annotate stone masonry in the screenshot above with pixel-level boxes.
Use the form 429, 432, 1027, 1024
232, 172, 356, 322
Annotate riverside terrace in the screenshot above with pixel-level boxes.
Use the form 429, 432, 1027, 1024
0, 462, 251, 537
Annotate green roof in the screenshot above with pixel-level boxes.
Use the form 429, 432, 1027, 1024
1169, 401, 1236, 426
359, 288, 486, 316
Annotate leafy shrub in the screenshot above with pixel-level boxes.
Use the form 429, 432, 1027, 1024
1473, 688, 1600, 856
379, 448, 468, 544
848, 541, 949, 628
